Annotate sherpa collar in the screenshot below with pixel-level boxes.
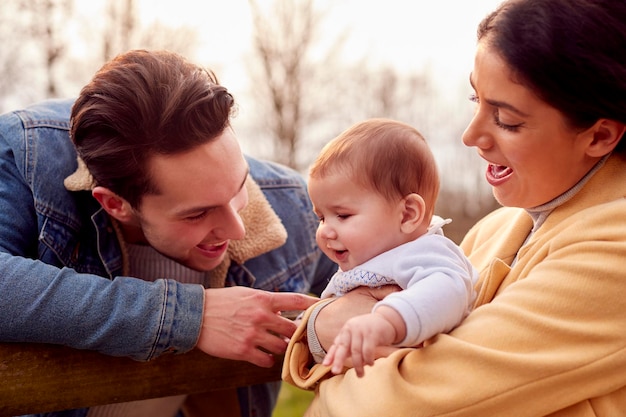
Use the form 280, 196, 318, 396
64, 157, 288, 287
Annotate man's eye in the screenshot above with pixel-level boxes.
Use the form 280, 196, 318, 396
186, 212, 208, 221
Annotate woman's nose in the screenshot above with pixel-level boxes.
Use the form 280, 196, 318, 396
462, 111, 492, 150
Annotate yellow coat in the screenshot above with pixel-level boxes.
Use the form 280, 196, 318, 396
302, 153, 626, 416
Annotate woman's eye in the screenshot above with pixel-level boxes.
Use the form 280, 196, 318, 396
470, 92, 523, 132
493, 109, 524, 132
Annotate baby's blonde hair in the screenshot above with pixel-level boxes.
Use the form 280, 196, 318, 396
310, 118, 440, 217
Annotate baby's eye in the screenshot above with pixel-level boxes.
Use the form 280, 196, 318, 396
337, 214, 351, 220
468, 93, 479, 103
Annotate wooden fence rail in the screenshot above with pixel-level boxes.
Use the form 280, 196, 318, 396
0, 342, 283, 416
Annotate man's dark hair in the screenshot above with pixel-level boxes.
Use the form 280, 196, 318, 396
71, 49, 236, 207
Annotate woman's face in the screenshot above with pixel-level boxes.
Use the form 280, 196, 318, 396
462, 41, 600, 208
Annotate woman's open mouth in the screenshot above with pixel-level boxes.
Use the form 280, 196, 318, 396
486, 163, 513, 185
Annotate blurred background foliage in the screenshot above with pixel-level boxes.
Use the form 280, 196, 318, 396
0, 1, 499, 246
273, 384, 314, 417
1, 0, 500, 413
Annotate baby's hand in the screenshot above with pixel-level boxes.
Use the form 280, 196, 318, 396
322, 312, 396, 377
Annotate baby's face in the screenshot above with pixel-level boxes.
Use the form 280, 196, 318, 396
309, 172, 409, 271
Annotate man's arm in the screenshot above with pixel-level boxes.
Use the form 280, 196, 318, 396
0, 252, 206, 360
0, 105, 196, 362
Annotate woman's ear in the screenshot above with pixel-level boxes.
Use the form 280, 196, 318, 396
400, 193, 426, 234
92, 186, 136, 224
585, 119, 626, 157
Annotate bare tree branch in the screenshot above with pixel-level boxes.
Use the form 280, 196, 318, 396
248, 0, 319, 168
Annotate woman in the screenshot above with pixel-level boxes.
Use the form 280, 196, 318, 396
294, 0, 626, 415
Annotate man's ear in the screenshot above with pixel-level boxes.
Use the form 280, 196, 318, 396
92, 186, 136, 224
400, 193, 426, 234
584, 119, 626, 157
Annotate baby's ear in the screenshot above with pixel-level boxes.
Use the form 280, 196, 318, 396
400, 193, 426, 234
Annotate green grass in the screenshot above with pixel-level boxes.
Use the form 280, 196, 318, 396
272, 382, 314, 417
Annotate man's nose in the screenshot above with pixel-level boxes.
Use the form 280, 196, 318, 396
214, 203, 246, 241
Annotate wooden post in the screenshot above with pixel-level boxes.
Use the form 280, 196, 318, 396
0, 342, 283, 415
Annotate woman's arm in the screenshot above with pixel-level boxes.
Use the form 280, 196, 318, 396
314, 285, 401, 351
306, 203, 626, 417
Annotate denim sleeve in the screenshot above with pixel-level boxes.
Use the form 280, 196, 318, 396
0, 252, 204, 360
0, 104, 204, 361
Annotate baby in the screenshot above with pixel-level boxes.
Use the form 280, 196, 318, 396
307, 118, 477, 377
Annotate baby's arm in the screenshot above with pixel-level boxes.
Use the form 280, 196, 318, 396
322, 305, 405, 377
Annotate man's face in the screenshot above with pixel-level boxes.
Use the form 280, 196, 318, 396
125, 127, 249, 271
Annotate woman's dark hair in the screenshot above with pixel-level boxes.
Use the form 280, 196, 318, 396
478, 0, 626, 153
70, 49, 236, 207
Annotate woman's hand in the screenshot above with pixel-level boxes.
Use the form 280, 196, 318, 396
314, 285, 402, 351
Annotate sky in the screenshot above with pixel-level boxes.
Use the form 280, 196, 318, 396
138, 0, 505, 100
63, 0, 506, 195
124, 0, 505, 193
66, 0, 506, 117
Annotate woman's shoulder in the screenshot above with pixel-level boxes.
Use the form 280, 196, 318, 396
464, 206, 527, 238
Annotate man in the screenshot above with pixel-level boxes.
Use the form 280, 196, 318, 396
0, 49, 335, 416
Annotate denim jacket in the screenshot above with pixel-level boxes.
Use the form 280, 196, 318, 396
0, 99, 335, 417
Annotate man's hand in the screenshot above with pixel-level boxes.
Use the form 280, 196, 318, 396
314, 285, 401, 350
196, 287, 319, 367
